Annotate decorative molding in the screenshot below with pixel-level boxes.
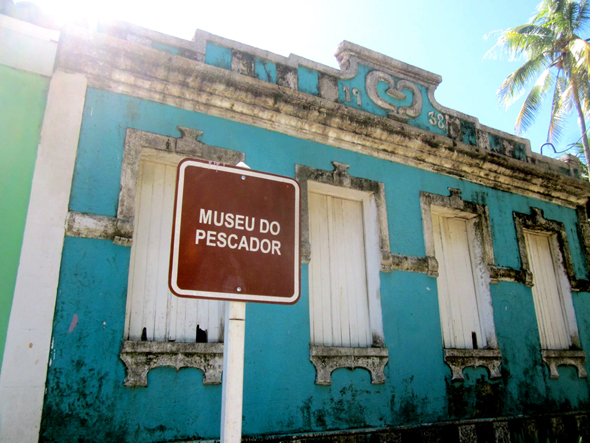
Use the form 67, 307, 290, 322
420, 188, 497, 276
418, 187, 526, 284
309, 346, 388, 386
294, 165, 447, 277
295, 162, 389, 267
513, 208, 584, 353
66, 123, 246, 246
421, 188, 501, 351
365, 71, 422, 122
381, 253, 439, 277
119, 341, 224, 387
513, 208, 579, 289
335, 40, 441, 87
575, 204, 590, 292
444, 349, 502, 382
113, 127, 244, 244
56, 29, 590, 209
542, 350, 587, 379
489, 266, 530, 285
65, 211, 132, 242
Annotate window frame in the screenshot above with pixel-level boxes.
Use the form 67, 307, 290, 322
522, 229, 579, 350
420, 188, 502, 382
296, 162, 389, 385
307, 180, 384, 349
118, 127, 245, 387
513, 208, 587, 379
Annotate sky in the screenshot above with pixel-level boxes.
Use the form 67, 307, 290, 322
18, 0, 589, 157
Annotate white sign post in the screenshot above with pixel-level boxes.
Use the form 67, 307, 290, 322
220, 301, 246, 443
169, 159, 301, 443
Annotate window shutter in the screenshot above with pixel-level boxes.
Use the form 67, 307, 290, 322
308, 191, 371, 348
125, 158, 225, 343
524, 231, 572, 350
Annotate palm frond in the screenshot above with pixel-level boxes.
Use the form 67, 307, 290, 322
491, 0, 590, 176
498, 54, 551, 107
574, 0, 590, 30
486, 25, 557, 61
570, 37, 590, 75
548, 72, 571, 142
515, 68, 554, 133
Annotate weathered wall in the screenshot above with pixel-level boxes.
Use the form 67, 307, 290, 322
40, 88, 590, 442
0, 64, 49, 370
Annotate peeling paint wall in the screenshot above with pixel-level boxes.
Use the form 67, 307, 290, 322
40, 88, 590, 442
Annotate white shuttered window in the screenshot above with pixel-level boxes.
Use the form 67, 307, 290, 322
431, 209, 494, 350
308, 182, 383, 348
124, 150, 225, 343
524, 230, 578, 350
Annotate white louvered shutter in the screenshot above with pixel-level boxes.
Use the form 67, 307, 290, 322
432, 213, 487, 349
308, 190, 372, 347
525, 231, 575, 350
125, 157, 225, 343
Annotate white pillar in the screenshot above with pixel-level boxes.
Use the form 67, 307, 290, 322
220, 301, 246, 443
0, 71, 87, 443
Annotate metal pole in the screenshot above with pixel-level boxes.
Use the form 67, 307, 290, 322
220, 301, 246, 443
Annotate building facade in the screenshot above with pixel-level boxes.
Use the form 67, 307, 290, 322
2, 16, 590, 443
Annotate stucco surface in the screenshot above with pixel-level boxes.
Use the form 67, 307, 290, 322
42, 88, 590, 441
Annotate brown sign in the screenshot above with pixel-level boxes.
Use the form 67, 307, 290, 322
169, 159, 301, 304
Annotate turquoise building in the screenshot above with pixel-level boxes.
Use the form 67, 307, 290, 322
2, 17, 590, 443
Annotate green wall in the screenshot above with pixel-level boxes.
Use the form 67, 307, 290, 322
0, 64, 49, 370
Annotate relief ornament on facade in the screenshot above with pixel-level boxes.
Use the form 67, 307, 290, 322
366, 70, 422, 122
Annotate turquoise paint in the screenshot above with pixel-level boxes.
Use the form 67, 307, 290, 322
489, 133, 503, 155
204, 42, 232, 71
47, 88, 590, 441
460, 120, 477, 146
297, 66, 319, 96
254, 59, 277, 84
513, 142, 527, 161
41, 237, 223, 442
151, 42, 180, 55
337, 64, 447, 136
338, 64, 388, 117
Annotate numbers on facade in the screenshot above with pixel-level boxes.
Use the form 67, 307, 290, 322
351, 88, 362, 106
342, 86, 362, 106
343, 85, 351, 102
428, 111, 447, 130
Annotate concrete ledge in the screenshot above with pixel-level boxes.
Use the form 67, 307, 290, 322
120, 341, 224, 387
542, 349, 587, 379
309, 345, 388, 386
56, 28, 590, 208
444, 348, 502, 382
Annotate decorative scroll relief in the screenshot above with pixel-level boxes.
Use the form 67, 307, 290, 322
542, 350, 587, 379
444, 349, 502, 382
309, 345, 388, 385
120, 341, 223, 387
366, 70, 422, 122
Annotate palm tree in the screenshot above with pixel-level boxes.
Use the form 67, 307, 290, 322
489, 0, 590, 173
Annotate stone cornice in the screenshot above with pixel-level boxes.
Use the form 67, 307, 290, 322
56, 29, 590, 208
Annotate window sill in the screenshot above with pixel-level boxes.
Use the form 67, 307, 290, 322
119, 341, 224, 387
309, 345, 388, 386
542, 349, 587, 379
444, 348, 502, 382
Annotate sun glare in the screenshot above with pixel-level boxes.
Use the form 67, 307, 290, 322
14, 0, 120, 28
